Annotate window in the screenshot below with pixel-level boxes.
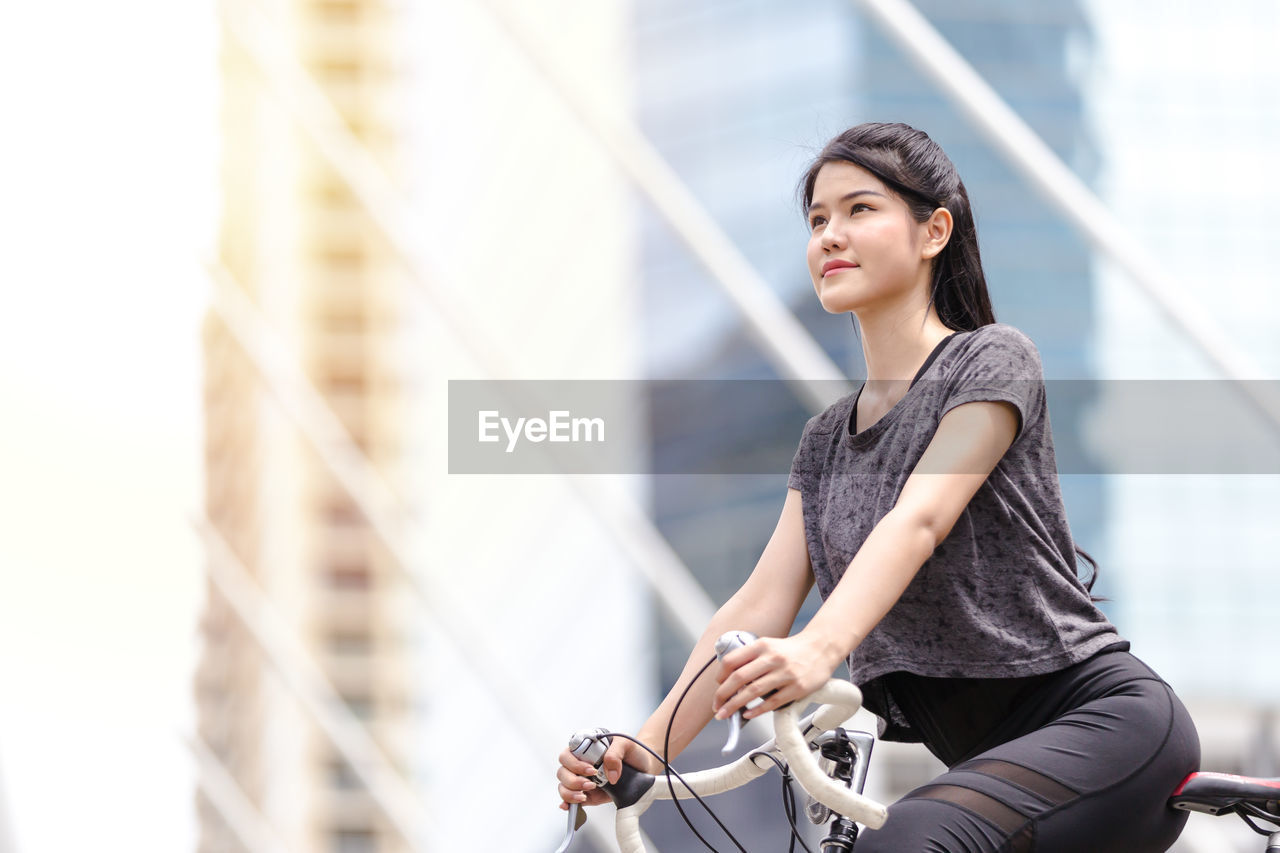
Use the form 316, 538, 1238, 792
327, 562, 372, 590
341, 690, 375, 720
331, 828, 376, 853
324, 498, 364, 526
329, 630, 373, 656
328, 758, 361, 791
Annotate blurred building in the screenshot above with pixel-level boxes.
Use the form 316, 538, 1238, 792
197, 1, 415, 851
1086, 0, 1280, 701
1084, 1, 1280, 830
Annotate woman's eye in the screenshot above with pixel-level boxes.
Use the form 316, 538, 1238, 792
850, 203, 871, 214
809, 216, 827, 230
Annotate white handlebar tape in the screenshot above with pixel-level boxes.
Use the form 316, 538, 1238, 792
773, 680, 890, 830
614, 679, 889, 852
615, 805, 647, 853
614, 752, 772, 852
655, 751, 771, 800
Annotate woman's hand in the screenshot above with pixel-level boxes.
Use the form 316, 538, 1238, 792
555, 735, 662, 811
711, 632, 845, 721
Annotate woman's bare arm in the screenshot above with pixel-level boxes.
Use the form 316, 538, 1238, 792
558, 487, 813, 804
634, 487, 814, 757
714, 399, 1020, 719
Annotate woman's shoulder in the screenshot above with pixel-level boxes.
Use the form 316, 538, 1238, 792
963, 322, 1039, 351
951, 322, 1044, 370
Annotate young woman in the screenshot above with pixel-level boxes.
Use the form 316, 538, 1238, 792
556, 122, 1200, 851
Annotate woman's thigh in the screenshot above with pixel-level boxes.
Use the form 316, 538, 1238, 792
855, 676, 1199, 853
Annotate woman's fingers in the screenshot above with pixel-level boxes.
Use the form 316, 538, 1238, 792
719, 638, 768, 673
715, 653, 772, 701
601, 740, 627, 784
714, 641, 762, 684
713, 655, 777, 716
558, 738, 666, 810
556, 765, 597, 791
742, 679, 807, 718
557, 782, 609, 807
556, 764, 612, 808
713, 636, 833, 719
728, 667, 795, 717
557, 747, 598, 778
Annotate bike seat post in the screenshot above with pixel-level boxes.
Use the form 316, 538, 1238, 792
1268, 829, 1280, 853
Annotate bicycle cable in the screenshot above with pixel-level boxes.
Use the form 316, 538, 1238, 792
598, 653, 834, 853
600, 732, 743, 853
660, 654, 748, 852
752, 750, 815, 853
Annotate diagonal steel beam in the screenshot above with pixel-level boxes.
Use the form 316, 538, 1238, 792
853, 0, 1280, 429
196, 519, 428, 848
469, 0, 852, 406
187, 731, 293, 853
220, 0, 718, 643
206, 263, 628, 851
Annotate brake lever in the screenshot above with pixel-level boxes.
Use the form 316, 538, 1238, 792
715, 630, 764, 754
554, 801, 589, 853
555, 728, 609, 853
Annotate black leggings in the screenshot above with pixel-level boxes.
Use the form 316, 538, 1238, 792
856, 651, 1200, 853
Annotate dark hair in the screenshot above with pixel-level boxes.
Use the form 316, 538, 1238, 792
801, 122, 1103, 597
798, 122, 996, 332
1076, 546, 1104, 601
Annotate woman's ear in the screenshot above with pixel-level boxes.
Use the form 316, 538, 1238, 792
921, 207, 954, 260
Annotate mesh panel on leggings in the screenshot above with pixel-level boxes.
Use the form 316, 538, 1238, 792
962, 758, 1078, 806
911, 785, 1029, 838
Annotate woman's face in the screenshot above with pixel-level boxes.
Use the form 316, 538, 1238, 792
805, 161, 935, 317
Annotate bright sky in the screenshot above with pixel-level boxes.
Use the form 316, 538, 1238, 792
0, 2, 216, 850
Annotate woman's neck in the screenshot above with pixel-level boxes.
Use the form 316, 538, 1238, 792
858, 306, 954, 382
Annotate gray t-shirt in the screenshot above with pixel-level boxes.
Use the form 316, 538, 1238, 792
787, 323, 1125, 738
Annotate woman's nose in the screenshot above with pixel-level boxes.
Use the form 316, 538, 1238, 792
820, 222, 844, 251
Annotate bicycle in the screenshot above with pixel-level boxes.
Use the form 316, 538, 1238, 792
556, 631, 1280, 852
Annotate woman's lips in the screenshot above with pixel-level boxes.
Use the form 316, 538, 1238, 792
822, 260, 858, 277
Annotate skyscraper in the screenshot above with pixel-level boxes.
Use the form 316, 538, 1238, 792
1084, 0, 1280, 783
197, 2, 415, 850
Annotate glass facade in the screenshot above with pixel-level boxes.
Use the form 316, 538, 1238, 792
1084, 0, 1280, 706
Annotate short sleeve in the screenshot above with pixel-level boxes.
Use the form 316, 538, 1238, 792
788, 408, 837, 493
939, 324, 1046, 440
